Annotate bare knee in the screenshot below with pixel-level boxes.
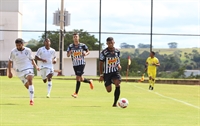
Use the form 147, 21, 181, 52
106, 85, 112, 93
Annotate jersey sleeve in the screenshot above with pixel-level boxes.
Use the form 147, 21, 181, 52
28, 49, 34, 60
156, 58, 159, 63
83, 44, 89, 51
67, 45, 72, 52
35, 48, 41, 57
53, 50, 56, 58
9, 51, 14, 61
99, 51, 105, 61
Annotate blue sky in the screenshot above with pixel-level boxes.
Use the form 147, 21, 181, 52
21, 0, 200, 48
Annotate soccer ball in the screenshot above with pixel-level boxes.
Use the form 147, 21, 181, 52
118, 98, 129, 108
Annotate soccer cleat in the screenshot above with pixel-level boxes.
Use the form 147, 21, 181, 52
46, 94, 50, 98
151, 87, 154, 90
149, 85, 152, 90
30, 100, 34, 105
71, 93, 78, 98
112, 104, 118, 107
89, 80, 94, 89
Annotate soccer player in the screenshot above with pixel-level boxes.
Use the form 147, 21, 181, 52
8, 38, 40, 105
67, 33, 94, 98
99, 37, 122, 107
146, 51, 160, 90
35, 38, 56, 98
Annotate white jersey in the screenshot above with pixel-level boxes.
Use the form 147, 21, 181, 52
9, 47, 34, 72
35, 46, 56, 69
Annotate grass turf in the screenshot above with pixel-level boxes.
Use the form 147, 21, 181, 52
0, 76, 199, 126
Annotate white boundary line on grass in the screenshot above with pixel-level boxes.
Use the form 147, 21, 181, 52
132, 84, 200, 110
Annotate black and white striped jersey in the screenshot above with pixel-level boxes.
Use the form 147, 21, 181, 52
99, 48, 120, 74
67, 43, 88, 66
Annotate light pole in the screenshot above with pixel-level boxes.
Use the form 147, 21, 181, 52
53, 0, 70, 75
150, 0, 153, 52
59, 0, 64, 75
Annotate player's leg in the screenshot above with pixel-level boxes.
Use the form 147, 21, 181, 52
46, 68, 54, 98
25, 74, 34, 105
79, 65, 94, 89
40, 69, 47, 83
151, 71, 156, 90
148, 72, 153, 90
72, 66, 80, 98
112, 72, 121, 107
20, 69, 34, 105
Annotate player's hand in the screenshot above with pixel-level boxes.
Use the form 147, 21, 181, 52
53, 60, 56, 64
99, 76, 104, 83
68, 50, 72, 55
118, 64, 122, 71
83, 52, 88, 56
36, 67, 40, 71
8, 72, 13, 78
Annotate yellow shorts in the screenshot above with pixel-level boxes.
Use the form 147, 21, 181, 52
148, 70, 156, 79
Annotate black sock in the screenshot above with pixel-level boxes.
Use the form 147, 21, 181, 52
114, 86, 120, 105
75, 81, 81, 94
83, 78, 90, 84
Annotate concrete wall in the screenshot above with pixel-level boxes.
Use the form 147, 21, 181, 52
34, 51, 99, 76
0, 0, 23, 61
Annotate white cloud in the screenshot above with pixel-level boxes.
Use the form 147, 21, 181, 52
20, 0, 200, 48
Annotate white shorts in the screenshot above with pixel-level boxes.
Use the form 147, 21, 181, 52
17, 69, 34, 85
40, 68, 54, 80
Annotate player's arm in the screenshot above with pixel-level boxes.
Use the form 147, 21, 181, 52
99, 51, 105, 82
83, 49, 90, 56
35, 56, 47, 62
99, 61, 104, 77
32, 59, 40, 71
83, 44, 90, 56
66, 46, 71, 57
152, 59, 160, 66
52, 57, 57, 64
7, 60, 13, 78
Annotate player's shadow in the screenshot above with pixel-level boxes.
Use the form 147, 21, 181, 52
0, 103, 18, 105
72, 106, 101, 107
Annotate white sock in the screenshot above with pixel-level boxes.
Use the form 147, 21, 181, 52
28, 85, 34, 101
47, 81, 52, 95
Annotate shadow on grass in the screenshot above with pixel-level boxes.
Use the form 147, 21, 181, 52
71, 106, 101, 107
0, 103, 18, 105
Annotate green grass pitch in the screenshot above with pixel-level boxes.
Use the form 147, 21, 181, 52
0, 76, 199, 126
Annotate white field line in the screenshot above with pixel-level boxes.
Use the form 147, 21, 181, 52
132, 84, 200, 110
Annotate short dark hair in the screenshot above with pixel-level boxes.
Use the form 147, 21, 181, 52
73, 32, 79, 36
106, 37, 114, 42
15, 38, 24, 44
151, 51, 155, 55
44, 38, 50, 42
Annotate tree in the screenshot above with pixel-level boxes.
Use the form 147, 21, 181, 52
120, 42, 135, 49
28, 29, 103, 51
137, 43, 151, 48
25, 38, 39, 49
168, 42, 178, 48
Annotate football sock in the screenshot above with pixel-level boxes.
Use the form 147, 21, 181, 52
152, 80, 155, 87
149, 80, 152, 86
114, 86, 120, 105
47, 81, 52, 95
83, 78, 90, 83
75, 81, 81, 94
28, 85, 34, 101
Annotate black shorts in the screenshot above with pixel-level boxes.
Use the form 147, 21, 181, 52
73, 65, 85, 76
103, 72, 121, 87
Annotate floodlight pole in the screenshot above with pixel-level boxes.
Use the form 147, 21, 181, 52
99, 0, 102, 58
150, 0, 153, 52
45, 0, 47, 39
59, 0, 64, 75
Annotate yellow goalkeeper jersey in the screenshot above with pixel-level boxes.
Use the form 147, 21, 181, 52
146, 57, 159, 71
